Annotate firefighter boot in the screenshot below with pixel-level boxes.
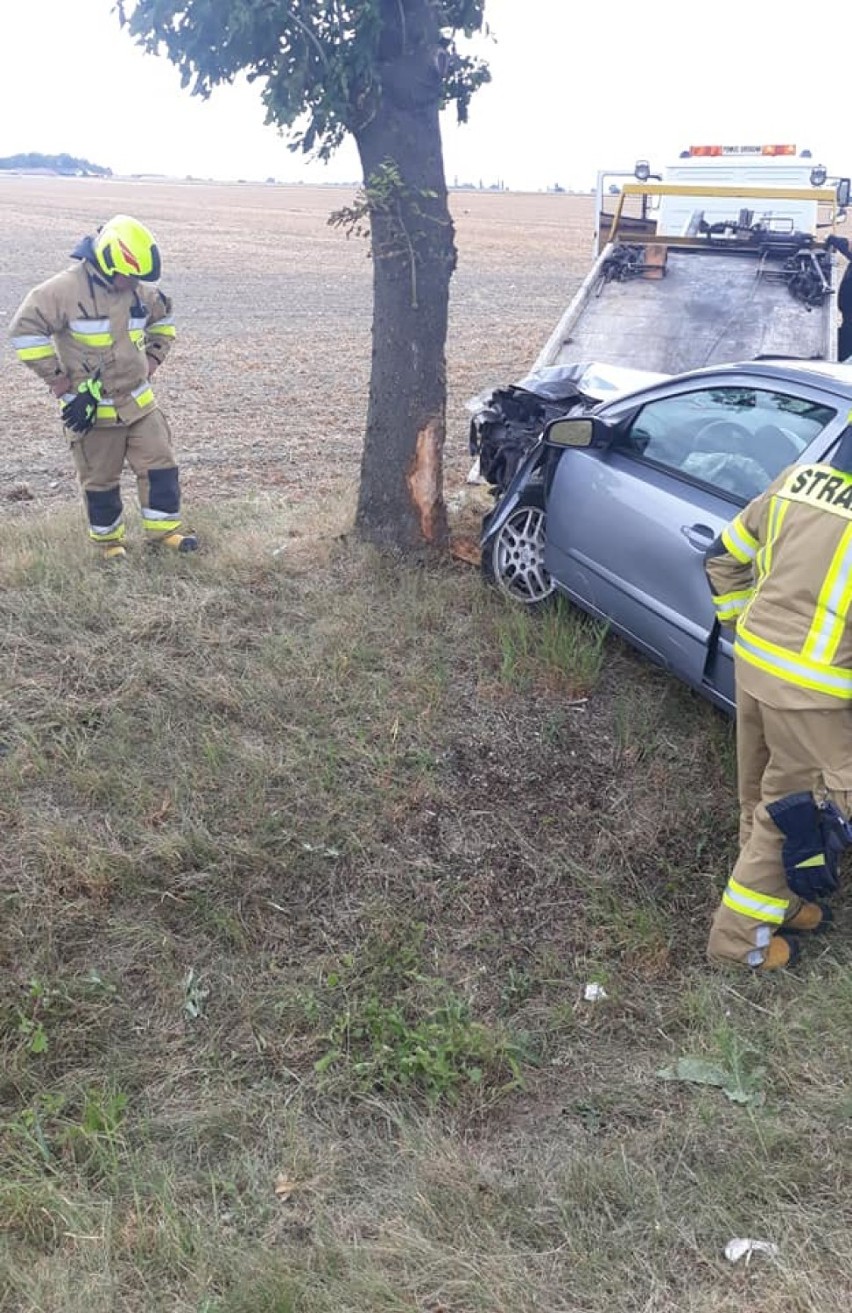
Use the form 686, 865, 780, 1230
785, 901, 834, 934
152, 530, 199, 553
100, 543, 127, 562
756, 933, 800, 971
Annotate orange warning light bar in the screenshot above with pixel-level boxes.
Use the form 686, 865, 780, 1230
687, 144, 797, 157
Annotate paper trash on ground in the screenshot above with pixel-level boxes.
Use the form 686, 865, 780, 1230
724, 1238, 779, 1264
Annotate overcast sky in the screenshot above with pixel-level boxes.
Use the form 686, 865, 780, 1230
0, 0, 847, 191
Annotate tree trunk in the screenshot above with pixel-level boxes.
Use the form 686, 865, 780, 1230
353, 2, 456, 550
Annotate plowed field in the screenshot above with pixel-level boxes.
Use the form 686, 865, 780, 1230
0, 176, 594, 513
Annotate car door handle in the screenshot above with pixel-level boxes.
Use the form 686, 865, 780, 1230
681, 523, 716, 551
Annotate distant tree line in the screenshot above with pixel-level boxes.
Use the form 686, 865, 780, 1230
0, 153, 112, 177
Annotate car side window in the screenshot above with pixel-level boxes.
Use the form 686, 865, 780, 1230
620, 386, 837, 502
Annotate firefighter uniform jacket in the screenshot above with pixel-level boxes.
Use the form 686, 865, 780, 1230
706, 461, 852, 710
9, 239, 175, 428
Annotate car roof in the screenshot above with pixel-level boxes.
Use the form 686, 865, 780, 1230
673, 359, 852, 399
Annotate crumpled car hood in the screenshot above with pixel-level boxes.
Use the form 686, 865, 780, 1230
467, 361, 674, 492
515, 361, 672, 404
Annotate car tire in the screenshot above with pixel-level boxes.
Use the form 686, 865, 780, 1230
482, 486, 556, 608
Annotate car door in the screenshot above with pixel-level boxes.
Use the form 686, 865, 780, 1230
543, 374, 845, 707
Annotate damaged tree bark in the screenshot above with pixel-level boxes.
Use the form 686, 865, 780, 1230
353, 0, 456, 550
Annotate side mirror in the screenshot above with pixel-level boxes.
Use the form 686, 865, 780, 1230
545, 416, 614, 449
837, 178, 851, 209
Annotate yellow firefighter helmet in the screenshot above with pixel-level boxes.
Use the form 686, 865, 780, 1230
93, 215, 162, 282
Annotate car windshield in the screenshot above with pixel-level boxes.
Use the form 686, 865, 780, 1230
623, 386, 838, 502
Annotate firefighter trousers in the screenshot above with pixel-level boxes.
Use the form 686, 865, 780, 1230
68, 408, 184, 545
708, 686, 852, 966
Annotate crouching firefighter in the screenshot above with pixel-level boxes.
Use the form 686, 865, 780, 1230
704, 423, 852, 970
9, 214, 197, 559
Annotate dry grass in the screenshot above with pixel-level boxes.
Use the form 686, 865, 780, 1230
4, 504, 852, 1312
3, 181, 852, 1312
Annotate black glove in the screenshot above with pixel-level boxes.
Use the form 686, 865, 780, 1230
61, 374, 103, 434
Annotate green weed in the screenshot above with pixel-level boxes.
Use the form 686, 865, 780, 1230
306, 922, 527, 1103
492, 597, 609, 694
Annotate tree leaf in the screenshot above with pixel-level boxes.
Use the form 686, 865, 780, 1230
658, 1057, 731, 1087
658, 1056, 765, 1106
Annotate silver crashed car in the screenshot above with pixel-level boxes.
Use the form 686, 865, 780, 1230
481, 359, 852, 716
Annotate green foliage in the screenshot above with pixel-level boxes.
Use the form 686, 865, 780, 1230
13, 979, 59, 1057
658, 1023, 767, 1106
328, 158, 447, 303
17, 1016, 48, 1055
4, 1086, 128, 1171
0, 152, 111, 175
329, 159, 421, 242
306, 922, 527, 1103
117, 0, 490, 159
493, 599, 609, 695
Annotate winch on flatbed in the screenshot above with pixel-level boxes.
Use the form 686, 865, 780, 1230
469, 148, 851, 494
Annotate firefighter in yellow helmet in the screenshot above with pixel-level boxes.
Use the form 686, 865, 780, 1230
9, 214, 197, 559
704, 425, 852, 970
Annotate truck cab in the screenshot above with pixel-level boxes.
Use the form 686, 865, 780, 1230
656, 145, 847, 239
595, 144, 849, 256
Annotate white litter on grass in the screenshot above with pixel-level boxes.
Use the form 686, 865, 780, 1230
724, 1238, 780, 1265
583, 983, 608, 1002
182, 968, 210, 1021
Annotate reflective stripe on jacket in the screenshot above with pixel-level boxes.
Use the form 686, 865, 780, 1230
706, 459, 852, 708
9, 258, 175, 427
